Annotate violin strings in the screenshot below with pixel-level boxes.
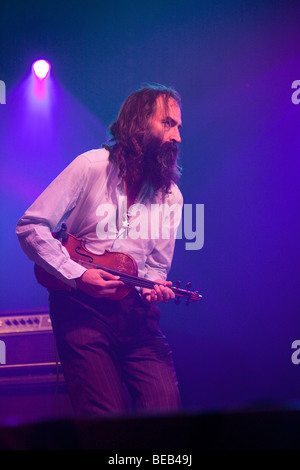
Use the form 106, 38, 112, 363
73, 259, 196, 298
74, 259, 157, 288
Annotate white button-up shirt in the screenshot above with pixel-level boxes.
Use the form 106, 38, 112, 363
16, 149, 183, 289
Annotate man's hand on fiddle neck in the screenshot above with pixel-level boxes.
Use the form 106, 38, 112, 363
142, 280, 175, 303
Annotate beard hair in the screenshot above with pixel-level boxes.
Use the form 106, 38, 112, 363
139, 132, 180, 195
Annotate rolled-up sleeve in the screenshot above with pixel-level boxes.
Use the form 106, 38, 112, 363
16, 155, 90, 287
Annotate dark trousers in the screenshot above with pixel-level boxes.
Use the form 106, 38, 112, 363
49, 288, 181, 417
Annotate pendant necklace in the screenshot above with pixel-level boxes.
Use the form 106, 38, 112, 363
122, 180, 137, 237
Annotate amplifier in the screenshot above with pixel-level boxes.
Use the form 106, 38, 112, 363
0, 308, 74, 426
0, 307, 59, 366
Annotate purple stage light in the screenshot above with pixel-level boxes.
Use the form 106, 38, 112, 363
32, 59, 51, 79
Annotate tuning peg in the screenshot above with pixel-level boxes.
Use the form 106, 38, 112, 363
185, 282, 192, 306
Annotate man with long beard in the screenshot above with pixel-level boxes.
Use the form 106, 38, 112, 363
16, 84, 183, 416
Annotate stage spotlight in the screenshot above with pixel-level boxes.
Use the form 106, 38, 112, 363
32, 59, 51, 79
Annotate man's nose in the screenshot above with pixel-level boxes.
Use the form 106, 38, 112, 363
170, 127, 181, 144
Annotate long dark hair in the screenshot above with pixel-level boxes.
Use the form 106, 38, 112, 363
104, 84, 182, 199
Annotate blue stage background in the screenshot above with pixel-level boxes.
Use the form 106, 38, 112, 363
0, 0, 299, 414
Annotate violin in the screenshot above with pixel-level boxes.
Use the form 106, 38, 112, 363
34, 224, 202, 305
